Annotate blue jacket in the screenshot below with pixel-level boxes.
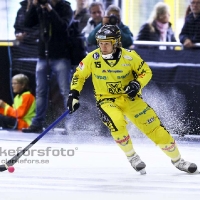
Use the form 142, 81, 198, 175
87, 22, 134, 49
14, 0, 39, 45
179, 13, 200, 44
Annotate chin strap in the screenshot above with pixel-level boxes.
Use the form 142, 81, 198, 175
101, 47, 117, 59
101, 52, 114, 59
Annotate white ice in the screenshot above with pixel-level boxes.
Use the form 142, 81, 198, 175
0, 130, 200, 200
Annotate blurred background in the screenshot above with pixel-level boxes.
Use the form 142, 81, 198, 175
1, 0, 200, 136
0, 0, 189, 41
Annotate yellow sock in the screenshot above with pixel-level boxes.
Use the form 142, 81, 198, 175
111, 132, 135, 157
158, 140, 181, 161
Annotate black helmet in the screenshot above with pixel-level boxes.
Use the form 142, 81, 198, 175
95, 25, 121, 47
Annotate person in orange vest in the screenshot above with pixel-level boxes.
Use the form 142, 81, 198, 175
0, 74, 36, 130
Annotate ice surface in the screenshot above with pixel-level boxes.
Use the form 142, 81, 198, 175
0, 130, 200, 200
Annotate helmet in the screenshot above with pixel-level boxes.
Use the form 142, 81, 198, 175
95, 25, 121, 48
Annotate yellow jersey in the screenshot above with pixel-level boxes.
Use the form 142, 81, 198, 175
71, 48, 152, 101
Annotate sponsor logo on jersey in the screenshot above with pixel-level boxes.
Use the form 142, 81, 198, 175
93, 52, 100, 60
117, 72, 130, 79
107, 70, 123, 73
78, 62, 84, 70
146, 116, 155, 124
135, 106, 151, 118
138, 74, 146, 78
123, 55, 133, 60
138, 69, 146, 78
121, 63, 131, 66
107, 60, 116, 66
94, 74, 108, 80
102, 70, 107, 73
115, 135, 130, 146
107, 121, 117, 132
137, 60, 145, 71
106, 82, 123, 94
71, 75, 78, 85
97, 107, 118, 132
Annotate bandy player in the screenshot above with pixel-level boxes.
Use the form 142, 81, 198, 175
67, 24, 198, 175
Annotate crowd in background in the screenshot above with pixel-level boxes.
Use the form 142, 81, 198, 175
1, 0, 200, 132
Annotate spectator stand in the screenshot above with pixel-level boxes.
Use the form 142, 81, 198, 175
1, 40, 200, 135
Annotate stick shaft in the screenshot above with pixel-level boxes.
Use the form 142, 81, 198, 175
0, 109, 70, 172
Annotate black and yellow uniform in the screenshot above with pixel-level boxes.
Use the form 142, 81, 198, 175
71, 47, 181, 162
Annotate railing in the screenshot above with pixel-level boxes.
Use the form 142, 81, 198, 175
133, 41, 200, 48
0, 40, 19, 46
1, 40, 200, 47
1, 40, 200, 48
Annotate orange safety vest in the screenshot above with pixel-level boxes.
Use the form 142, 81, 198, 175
0, 91, 36, 130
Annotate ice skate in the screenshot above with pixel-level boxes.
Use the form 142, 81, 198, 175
128, 153, 146, 175
172, 158, 198, 174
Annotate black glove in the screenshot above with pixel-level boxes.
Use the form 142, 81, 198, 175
124, 80, 140, 98
67, 90, 80, 114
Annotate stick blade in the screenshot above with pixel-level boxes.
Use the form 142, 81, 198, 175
0, 165, 7, 172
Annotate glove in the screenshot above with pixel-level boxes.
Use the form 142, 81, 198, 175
67, 90, 80, 114
124, 80, 140, 98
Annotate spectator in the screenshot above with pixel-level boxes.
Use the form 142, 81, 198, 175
0, 74, 35, 130
14, 0, 39, 45
185, 5, 192, 20
13, 0, 39, 73
22, 0, 73, 133
179, 0, 200, 48
74, 0, 90, 32
136, 2, 176, 49
87, 5, 133, 49
67, 24, 198, 174
82, 2, 104, 39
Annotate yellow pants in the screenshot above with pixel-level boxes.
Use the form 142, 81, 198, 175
97, 96, 180, 162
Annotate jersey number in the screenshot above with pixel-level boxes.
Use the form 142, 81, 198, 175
95, 62, 101, 68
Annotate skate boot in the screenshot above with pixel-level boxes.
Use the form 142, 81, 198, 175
128, 153, 146, 175
172, 158, 198, 173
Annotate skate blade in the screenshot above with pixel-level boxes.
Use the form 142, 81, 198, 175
139, 168, 146, 175
191, 170, 200, 175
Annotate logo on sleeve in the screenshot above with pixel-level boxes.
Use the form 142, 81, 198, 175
78, 61, 84, 70
123, 55, 133, 60
93, 52, 100, 60
137, 60, 145, 71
